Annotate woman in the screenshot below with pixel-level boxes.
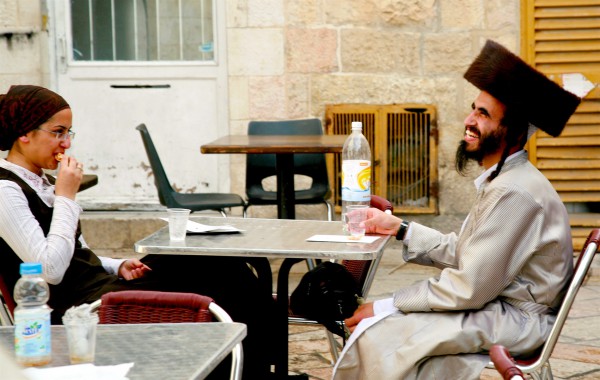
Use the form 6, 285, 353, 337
0, 85, 275, 379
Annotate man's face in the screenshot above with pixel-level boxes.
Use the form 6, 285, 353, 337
456, 91, 507, 173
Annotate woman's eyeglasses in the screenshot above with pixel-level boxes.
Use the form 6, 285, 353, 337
36, 128, 75, 141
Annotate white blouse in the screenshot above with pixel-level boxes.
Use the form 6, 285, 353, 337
0, 159, 124, 285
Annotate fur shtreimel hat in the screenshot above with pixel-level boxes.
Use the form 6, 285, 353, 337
464, 40, 581, 137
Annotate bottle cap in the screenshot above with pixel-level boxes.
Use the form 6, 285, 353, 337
351, 121, 362, 131
20, 262, 42, 275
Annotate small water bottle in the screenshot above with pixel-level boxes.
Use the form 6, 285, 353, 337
341, 121, 371, 233
14, 262, 52, 366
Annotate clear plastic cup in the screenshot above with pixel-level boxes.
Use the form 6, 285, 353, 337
167, 208, 191, 241
63, 313, 99, 364
346, 205, 369, 240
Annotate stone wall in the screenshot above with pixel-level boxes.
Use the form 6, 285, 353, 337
225, 0, 520, 216
0, 0, 48, 92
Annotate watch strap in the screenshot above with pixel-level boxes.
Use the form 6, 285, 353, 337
396, 220, 410, 241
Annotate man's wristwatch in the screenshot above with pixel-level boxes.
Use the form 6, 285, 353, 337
395, 220, 410, 241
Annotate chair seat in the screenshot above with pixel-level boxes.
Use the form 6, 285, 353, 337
171, 192, 245, 212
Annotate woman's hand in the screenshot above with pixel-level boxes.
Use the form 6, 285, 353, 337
361, 208, 403, 236
344, 302, 375, 333
54, 154, 83, 200
118, 259, 152, 280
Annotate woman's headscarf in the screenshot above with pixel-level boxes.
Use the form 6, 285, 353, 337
0, 85, 70, 151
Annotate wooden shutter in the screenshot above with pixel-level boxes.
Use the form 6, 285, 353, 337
324, 104, 438, 214
522, 0, 600, 250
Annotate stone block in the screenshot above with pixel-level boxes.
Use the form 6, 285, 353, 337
324, 0, 377, 25
286, 28, 337, 73
248, 75, 286, 119
423, 34, 472, 74
485, 0, 518, 30
226, 0, 248, 27
377, 0, 436, 27
286, 0, 322, 26
285, 74, 310, 119
228, 76, 249, 120
17, 0, 41, 28
341, 29, 420, 73
0, 0, 17, 27
227, 28, 284, 75
440, 0, 483, 29
248, 0, 284, 26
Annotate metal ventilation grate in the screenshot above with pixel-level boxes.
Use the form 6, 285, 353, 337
325, 104, 438, 214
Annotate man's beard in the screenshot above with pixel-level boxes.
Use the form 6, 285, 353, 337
455, 127, 506, 175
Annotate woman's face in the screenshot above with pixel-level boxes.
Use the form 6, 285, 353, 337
25, 108, 73, 172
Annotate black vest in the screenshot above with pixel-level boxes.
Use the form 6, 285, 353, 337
0, 168, 119, 321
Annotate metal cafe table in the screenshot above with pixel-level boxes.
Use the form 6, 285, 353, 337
134, 216, 392, 379
200, 134, 346, 219
0, 322, 246, 379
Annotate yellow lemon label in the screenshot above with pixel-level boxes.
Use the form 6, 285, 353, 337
341, 160, 371, 201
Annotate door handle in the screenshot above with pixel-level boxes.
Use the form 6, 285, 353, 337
110, 84, 171, 89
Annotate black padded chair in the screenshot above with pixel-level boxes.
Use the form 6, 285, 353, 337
136, 124, 246, 217
242, 119, 333, 220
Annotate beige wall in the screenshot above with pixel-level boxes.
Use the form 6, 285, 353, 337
226, 0, 520, 216
0, 0, 520, 217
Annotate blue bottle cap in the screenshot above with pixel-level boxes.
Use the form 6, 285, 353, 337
20, 262, 42, 275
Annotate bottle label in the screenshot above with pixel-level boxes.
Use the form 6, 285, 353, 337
14, 309, 51, 359
341, 160, 371, 201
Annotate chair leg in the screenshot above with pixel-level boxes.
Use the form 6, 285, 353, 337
326, 330, 340, 363
325, 201, 334, 222
219, 209, 227, 217
538, 361, 554, 380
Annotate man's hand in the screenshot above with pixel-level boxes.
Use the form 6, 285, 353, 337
118, 259, 152, 280
344, 302, 375, 333
362, 208, 403, 236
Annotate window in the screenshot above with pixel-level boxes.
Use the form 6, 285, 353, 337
70, 0, 214, 61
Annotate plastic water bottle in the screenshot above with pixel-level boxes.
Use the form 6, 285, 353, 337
14, 262, 52, 366
341, 121, 371, 233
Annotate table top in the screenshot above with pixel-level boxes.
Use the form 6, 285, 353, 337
135, 217, 391, 261
200, 134, 347, 154
0, 323, 246, 380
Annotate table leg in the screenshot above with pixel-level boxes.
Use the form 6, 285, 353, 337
275, 258, 307, 379
275, 154, 295, 219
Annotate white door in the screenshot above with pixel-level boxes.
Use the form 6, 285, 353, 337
50, 0, 229, 209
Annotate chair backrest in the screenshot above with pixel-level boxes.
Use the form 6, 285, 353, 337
98, 290, 214, 324
341, 195, 394, 298
97, 290, 243, 380
0, 273, 15, 325
135, 124, 176, 207
246, 119, 330, 200
514, 228, 600, 372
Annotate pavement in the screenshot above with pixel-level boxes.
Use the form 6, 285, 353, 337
81, 211, 600, 380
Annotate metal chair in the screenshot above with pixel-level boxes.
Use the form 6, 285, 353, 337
286, 195, 393, 361
136, 124, 246, 217
90, 290, 243, 380
486, 228, 600, 380
243, 118, 334, 220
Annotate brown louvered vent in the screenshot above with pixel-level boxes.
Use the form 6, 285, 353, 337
325, 104, 438, 214
523, 0, 600, 250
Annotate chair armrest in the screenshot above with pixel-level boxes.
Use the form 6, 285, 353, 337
490, 345, 525, 380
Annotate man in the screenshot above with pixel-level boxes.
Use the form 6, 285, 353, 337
332, 40, 581, 379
